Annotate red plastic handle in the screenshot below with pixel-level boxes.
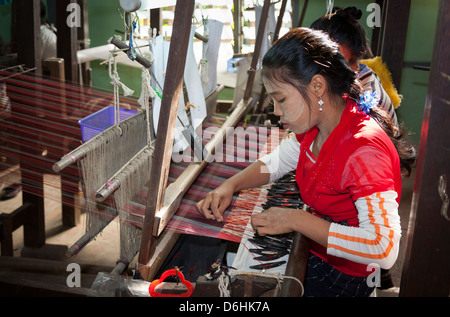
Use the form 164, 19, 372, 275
149, 269, 194, 297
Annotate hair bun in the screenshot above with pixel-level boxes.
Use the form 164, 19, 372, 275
336, 7, 362, 21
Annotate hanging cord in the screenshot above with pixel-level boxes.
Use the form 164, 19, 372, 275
138, 63, 157, 147
108, 52, 135, 127
326, 0, 334, 17
205, 259, 233, 297
204, 259, 305, 297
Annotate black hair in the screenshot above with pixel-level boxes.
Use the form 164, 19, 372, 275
262, 27, 361, 104
310, 7, 373, 59
262, 27, 416, 177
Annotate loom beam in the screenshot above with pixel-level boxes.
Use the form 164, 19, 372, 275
52, 111, 144, 173
66, 218, 116, 258
279, 232, 310, 297
109, 36, 153, 69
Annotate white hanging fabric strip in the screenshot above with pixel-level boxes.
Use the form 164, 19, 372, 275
201, 19, 224, 97
184, 25, 207, 131
150, 35, 190, 153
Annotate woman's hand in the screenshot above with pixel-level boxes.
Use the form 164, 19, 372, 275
251, 207, 298, 236
196, 182, 235, 222
252, 207, 332, 248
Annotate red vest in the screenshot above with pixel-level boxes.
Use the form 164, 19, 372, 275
295, 98, 401, 277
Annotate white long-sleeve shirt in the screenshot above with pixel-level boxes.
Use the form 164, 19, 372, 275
258, 133, 401, 270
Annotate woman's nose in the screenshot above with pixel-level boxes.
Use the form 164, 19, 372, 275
273, 102, 283, 117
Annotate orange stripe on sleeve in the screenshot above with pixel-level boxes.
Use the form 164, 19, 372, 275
328, 193, 395, 260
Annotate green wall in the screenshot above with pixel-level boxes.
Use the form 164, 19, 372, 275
0, 0, 440, 147
0, 2, 12, 44
87, 0, 142, 96
398, 0, 439, 147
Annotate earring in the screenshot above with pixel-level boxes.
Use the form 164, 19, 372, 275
318, 97, 324, 112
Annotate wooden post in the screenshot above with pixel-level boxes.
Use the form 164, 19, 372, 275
14, 0, 42, 76
150, 8, 162, 34
138, 0, 195, 279
399, 0, 450, 297
233, 0, 243, 54
255, 0, 287, 114
372, 0, 411, 89
279, 233, 310, 297
56, 0, 79, 83
13, 0, 45, 250
77, 0, 91, 86
243, 0, 271, 103
296, 0, 309, 27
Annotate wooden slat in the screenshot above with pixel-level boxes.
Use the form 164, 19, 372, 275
243, 0, 271, 102
56, 0, 79, 83
138, 0, 196, 276
279, 233, 310, 297
14, 0, 42, 76
399, 0, 450, 297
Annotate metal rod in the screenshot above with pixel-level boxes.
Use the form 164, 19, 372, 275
109, 36, 153, 69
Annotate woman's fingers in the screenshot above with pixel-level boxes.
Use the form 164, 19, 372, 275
251, 212, 269, 235
209, 193, 225, 222
251, 207, 295, 236
196, 192, 228, 222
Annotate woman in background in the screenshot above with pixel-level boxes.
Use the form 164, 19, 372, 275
311, 6, 400, 128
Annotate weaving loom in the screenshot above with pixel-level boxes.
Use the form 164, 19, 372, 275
1, 0, 312, 296
0, 67, 142, 256
0, 67, 259, 255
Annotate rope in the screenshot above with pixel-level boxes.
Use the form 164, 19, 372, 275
326, 0, 334, 17
217, 272, 231, 297
137, 63, 156, 147
205, 259, 304, 297
108, 52, 135, 126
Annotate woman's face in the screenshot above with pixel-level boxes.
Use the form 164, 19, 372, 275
263, 77, 317, 134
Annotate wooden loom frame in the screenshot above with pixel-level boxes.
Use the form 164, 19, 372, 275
130, 0, 309, 297
136, 0, 269, 281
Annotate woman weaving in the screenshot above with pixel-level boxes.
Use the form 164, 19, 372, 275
196, 27, 416, 297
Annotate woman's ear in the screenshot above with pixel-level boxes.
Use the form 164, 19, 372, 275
310, 74, 327, 98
